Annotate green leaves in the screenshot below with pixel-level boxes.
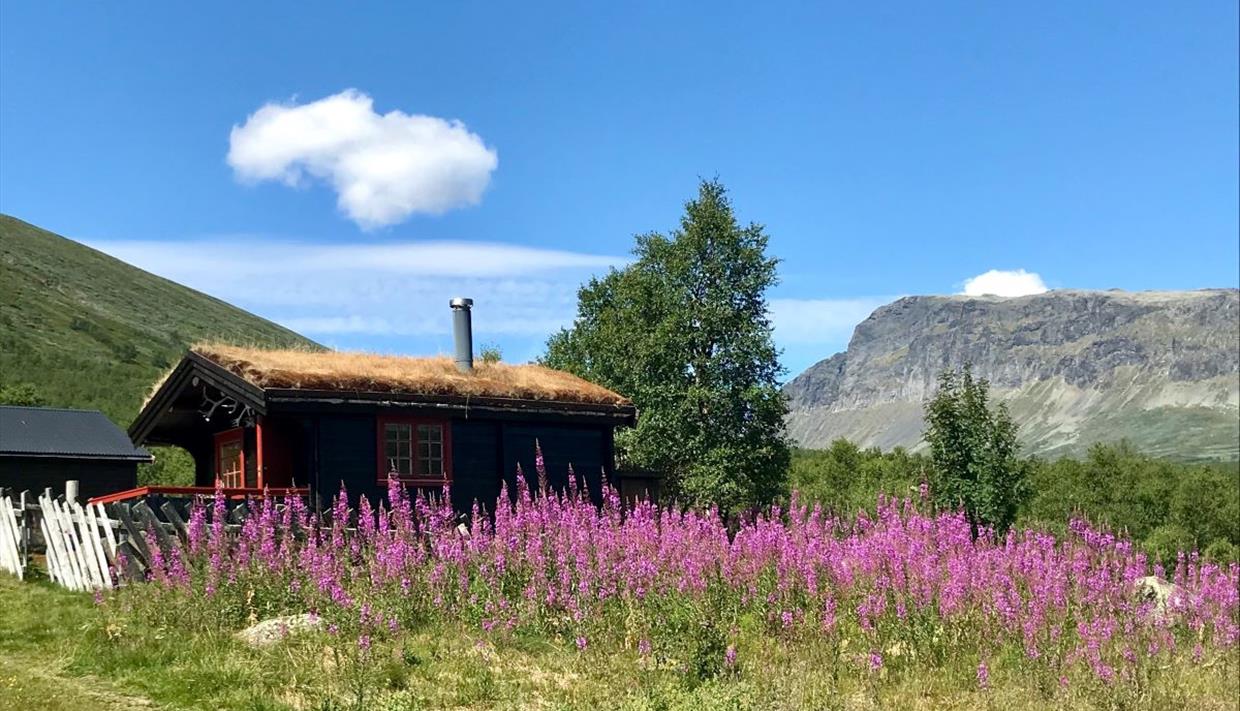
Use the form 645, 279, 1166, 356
0, 381, 44, 406
1024, 441, 1239, 563
544, 180, 790, 512
924, 365, 1029, 537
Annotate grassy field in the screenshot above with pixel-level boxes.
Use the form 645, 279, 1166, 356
5, 502, 1239, 711
3, 573, 1235, 711
0, 214, 318, 424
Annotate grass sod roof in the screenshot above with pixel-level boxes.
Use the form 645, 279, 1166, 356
187, 343, 632, 408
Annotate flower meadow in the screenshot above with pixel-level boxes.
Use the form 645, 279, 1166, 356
107, 457, 1239, 709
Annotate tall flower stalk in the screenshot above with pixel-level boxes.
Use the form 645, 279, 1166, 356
127, 477, 1238, 687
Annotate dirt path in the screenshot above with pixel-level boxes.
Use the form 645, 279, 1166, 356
0, 649, 159, 711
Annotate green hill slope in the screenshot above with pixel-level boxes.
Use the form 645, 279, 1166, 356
0, 214, 319, 425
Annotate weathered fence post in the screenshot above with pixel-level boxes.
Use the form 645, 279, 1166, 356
65, 480, 79, 505
0, 491, 24, 579
19, 491, 28, 569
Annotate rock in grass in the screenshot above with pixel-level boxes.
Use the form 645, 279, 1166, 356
1135, 575, 1180, 617
236, 614, 323, 648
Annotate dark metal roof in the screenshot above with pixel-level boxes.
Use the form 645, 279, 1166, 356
0, 406, 152, 461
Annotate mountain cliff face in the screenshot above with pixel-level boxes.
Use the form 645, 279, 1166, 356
784, 289, 1240, 460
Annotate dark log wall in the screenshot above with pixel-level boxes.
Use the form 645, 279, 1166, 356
180, 412, 620, 514
315, 414, 381, 506
451, 420, 501, 513
500, 424, 608, 504
0, 456, 138, 501
308, 416, 615, 513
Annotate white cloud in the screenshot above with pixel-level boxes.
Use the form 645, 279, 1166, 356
960, 269, 1048, 297
768, 297, 892, 345
88, 238, 621, 341
227, 90, 498, 229
94, 239, 617, 281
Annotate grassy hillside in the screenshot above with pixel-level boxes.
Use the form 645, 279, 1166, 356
0, 214, 319, 425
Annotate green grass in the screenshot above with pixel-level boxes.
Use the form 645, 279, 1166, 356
0, 214, 319, 426
2, 573, 1236, 710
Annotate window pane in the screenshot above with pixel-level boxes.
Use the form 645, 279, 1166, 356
383, 423, 414, 475
418, 455, 442, 477
417, 424, 445, 478
382, 422, 447, 479
217, 440, 243, 488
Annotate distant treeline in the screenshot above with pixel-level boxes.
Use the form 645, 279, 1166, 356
791, 440, 1239, 566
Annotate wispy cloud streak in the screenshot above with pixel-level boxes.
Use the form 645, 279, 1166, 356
89, 238, 623, 339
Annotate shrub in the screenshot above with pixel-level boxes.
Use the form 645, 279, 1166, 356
923, 366, 1029, 536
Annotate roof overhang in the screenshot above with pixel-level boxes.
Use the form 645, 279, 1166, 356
129, 352, 266, 445
264, 388, 637, 425
0, 451, 153, 463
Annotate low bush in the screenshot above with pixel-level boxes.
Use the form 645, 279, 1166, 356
792, 441, 1240, 564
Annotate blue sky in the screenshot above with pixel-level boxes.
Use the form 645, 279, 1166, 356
1, 2, 1237, 377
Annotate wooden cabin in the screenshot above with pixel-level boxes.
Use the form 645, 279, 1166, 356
122, 306, 635, 512
0, 406, 152, 501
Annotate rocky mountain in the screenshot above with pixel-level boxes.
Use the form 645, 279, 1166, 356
784, 289, 1240, 460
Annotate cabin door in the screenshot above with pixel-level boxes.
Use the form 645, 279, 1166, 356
214, 428, 245, 488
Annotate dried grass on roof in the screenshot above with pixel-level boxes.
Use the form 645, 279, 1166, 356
188, 343, 631, 406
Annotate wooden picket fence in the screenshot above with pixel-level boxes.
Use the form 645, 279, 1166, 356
0, 492, 25, 579
0, 485, 273, 592
38, 494, 118, 591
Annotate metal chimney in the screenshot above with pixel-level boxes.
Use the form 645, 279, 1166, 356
450, 297, 474, 373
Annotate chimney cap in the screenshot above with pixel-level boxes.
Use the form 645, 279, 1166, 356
449, 297, 473, 310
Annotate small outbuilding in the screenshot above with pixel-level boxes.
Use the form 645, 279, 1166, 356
123, 299, 637, 512
0, 405, 152, 500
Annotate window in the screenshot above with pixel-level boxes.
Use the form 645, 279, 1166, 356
214, 428, 245, 488
378, 417, 450, 483
417, 424, 445, 478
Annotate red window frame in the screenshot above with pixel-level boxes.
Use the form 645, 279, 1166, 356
214, 427, 246, 488
375, 416, 452, 485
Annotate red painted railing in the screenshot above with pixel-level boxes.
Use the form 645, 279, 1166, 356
88, 486, 309, 505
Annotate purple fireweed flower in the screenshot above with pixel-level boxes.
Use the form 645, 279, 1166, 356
976, 660, 989, 689
821, 598, 838, 632
187, 502, 207, 554
724, 645, 737, 669
144, 531, 166, 584
132, 461, 1238, 690
534, 440, 548, 493
576, 636, 588, 651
